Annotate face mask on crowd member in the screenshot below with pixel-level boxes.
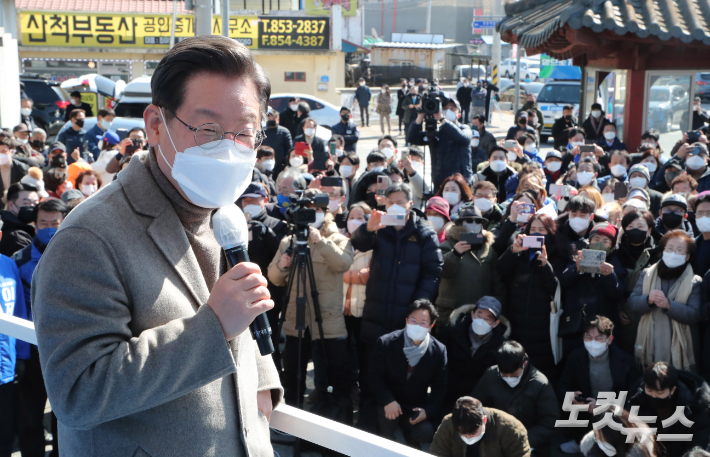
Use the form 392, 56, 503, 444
425, 196, 450, 234
568, 196, 594, 235
545, 151, 563, 174
6, 183, 40, 224
496, 341, 527, 388
405, 306, 434, 343
643, 362, 678, 411
661, 233, 691, 268
339, 156, 359, 179
384, 186, 413, 229
34, 199, 66, 248
367, 152, 387, 173
303, 120, 316, 138
488, 148, 508, 174
695, 195, 710, 233
664, 160, 685, 187
473, 185, 497, 214
324, 185, 345, 214
346, 205, 368, 235
628, 165, 651, 191
602, 124, 617, 142
588, 222, 617, 256
311, 208, 325, 229
686, 145, 708, 172
442, 181, 462, 207
239, 183, 268, 219
470, 297, 501, 336
609, 151, 629, 178
660, 194, 687, 231
583, 318, 614, 359
459, 415, 487, 445
378, 138, 397, 162
624, 212, 653, 246
289, 150, 305, 168
575, 162, 597, 187
568, 130, 586, 150
0, 143, 14, 167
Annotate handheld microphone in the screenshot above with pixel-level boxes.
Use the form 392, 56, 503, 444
213, 205, 274, 356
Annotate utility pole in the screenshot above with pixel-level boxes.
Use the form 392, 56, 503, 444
194, 0, 212, 36
514, 47, 521, 111
169, 0, 178, 48
425, 0, 432, 34
222, 0, 230, 37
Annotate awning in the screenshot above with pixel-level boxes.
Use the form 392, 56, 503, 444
342, 40, 370, 54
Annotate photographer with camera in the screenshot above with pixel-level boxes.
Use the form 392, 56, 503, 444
105, 127, 147, 174
406, 95, 473, 191
268, 189, 354, 407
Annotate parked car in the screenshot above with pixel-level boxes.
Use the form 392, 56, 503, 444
269, 93, 340, 129
536, 81, 582, 143
500, 58, 540, 81
454, 65, 487, 81
647, 85, 689, 133
20, 76, 72, 141
696, 73, 710, 101
113, 75, 151, 119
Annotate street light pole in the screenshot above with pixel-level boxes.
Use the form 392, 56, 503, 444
222, 0, 230, 37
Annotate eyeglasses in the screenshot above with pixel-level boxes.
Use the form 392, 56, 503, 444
168, 110, 265, 150
407, 318, 431, 328
663, 247, 688, 255
583, 334, 609, 343
698, 211, 710, 218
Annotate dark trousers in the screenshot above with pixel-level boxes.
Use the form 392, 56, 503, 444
344, 315, 362, 387
16, 347, 57, 457
398, 115, 404, 132
0, 382, 15, 457
377, 409, 434, 448
360, 105, 369, 126
283, 330, 349, 407
462, 106, 471, 124
356, 341, 379, 434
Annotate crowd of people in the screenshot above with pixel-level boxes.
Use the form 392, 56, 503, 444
3, 69, 710, 457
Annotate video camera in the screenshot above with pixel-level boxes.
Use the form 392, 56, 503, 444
285, 191, 329, 227
421, 91, 441, 132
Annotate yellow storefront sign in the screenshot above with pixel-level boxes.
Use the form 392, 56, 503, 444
20, 12, 259, 49
304, 0, 357, 16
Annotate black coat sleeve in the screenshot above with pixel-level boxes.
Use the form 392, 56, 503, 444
423, 345, 448, 419
351, 223, 377, 253
413, 229, 444, 301
367, 337, 397, 407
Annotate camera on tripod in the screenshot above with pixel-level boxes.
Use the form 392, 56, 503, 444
285, 191, 329, 226
421, 91, 441, 132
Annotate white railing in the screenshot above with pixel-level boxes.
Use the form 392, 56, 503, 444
0, 313, 431, 457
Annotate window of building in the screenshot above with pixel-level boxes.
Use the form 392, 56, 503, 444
285, 72, 306, 82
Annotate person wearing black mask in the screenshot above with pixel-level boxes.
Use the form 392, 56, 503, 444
56, 109, 89, 164
505, 112, 536, 141
626, 361, 710, 457
261, 108, 293, 178
0, 183, 39, 257
551, 105, 577, 151
28, 128, 48, 166
64, 91, 93, 121
331, 107, 359, 153
456, 79, 473, 124
615, 210, 659, 354
653, 193, 695, 244
396, 79, 408, 134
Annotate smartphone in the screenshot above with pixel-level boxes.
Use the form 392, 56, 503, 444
321, 176, 343, 187
690, 145, 703, 155
688, 131, 701, 144
410, 410, 421, 421
461, 232, 484, 248
381, 214, 406, 226
549, 184, 563, 199
519, 203, 534, 214
295, 141, 309, 156
329, 142, 337, 157
117, 128, 128, 141
377, 176, 389, 196
580, 145, 595, 153
522, 236, 545, 249
574, 395, 587, 403
613, 181, 628, 200
504, 140, 517, 149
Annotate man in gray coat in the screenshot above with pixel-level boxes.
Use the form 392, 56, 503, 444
32, 36, 282, 457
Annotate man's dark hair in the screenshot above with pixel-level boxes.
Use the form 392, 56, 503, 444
567, 195, 596, 214
405, 299, 438, 323
129, 127, 147, 138
367, 151, 386, 164
302, 116, 318, 129
695, 192, 710, 209
385, 165, 405, 181
6, 183, 38, 204
288, 96, 299, 103
44, 168, 69, 192
517, 133, 536, 146
487, 145, 508, 160
591, 103, 602, 110
563, 104, 575, 111
568, 127, 586, 139
33, 198, 68, 223
340, 153, 360, 166
151, 35, 271, 122
378, 135, 398, 148
98, 108, 116, 118
70, 90, 81, 98
643, 361, 678, 391
583, 315, 614, 338
609, 150, 631, 166
472, 115, 486, 125
604, 122, 617, 131
256, 145, 275, 159
496, 341, 526, 374
329, 134, 344, 145
642, 129, 660, 142
69, 109, 85, 120
384, 182, 413, 203
577, 157, 601, 174
298, 102, 311, 115
451, 397, 485, 435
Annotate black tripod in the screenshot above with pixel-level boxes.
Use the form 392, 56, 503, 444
277, 225, 329, 456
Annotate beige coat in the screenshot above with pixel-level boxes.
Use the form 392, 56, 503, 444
342, 249, 372, 318
32, 152, 282, 457
268, 215, 353, 339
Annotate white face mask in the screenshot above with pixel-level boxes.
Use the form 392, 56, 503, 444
328, 199, 341, 213
444, 109, 458, 122
642, 161, 658, 173
697, 216, 710, 233
506, 151, 518, 162
157, 108, 256, 209
347, 219, 364, 234
81, 183, 97, 196
387, 203, 407, 215
98, 118, 111, 131
471, 318, 492, 335
663, 251, 687, 268
604, 131, 616, 141
611, 164, 626, 177
591, 110, 602, 118
21, 108, 32, 117
304, 128, 315, 137
474, 198, 494, 213
359, 82, 365, 86
576, 171, 594, 186
460, 426, 485, 445
602, 193, 615, 203
624, 177, 645, 190
584, 339, 608, 358
443, 191, 460, 206
463, 221, 482, 233
262, 159, 275, 171
524, 144, 536, 153
544, 161, 561, 173
340, 165, 354, 178
290, 156, 304, 168
336, 148, 344, 157
312, 211, 325, 229
16, 138, 28, 145
471, 139, 480, 148
429, 216, 445, 231
289, 104, 298, 112
381, 147, 394, 159
569, 216, 590, 233
502, 371, 524, 388
411, 161, 423, 173
0, 154, 12, 166
490, 160, 506, 173
243, 204, 263, 218
687, 155, 707, 170
406, 323, 429, 341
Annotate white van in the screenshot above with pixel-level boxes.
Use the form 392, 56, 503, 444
454, 65, 487, 81
113, 76, 152, 118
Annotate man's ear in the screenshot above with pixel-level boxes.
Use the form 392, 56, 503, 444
144, 104, 163, 148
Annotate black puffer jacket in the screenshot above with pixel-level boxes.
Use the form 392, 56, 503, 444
626, 370, 710, 457
0, 210, 34, 257
495, 246, 560, 379
351, 210, 443, 344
